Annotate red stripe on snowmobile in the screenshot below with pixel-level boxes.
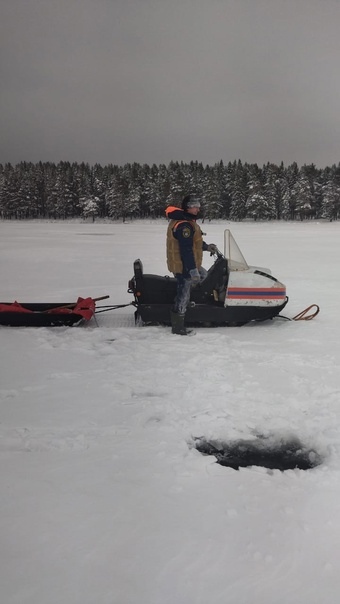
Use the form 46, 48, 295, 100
227, 288, 286, 299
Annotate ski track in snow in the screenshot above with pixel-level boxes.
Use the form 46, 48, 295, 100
2, 220, 340, 604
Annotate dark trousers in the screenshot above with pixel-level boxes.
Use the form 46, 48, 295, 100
173, 274, 192, 314
173, 267, 207, 315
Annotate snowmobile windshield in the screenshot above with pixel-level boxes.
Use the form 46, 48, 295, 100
223, 230, 249, 271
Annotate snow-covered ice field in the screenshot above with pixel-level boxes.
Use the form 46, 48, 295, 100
1, 219, 340, 604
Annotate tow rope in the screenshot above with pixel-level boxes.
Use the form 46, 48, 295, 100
291, 304, 320, 321
95, 302, 136, 314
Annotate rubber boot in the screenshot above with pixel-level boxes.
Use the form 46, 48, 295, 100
170, 311, 190, 335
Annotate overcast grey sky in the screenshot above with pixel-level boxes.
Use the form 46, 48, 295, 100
1, 0, 340, 167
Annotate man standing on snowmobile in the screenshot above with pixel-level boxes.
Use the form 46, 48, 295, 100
166, 194, 217, 335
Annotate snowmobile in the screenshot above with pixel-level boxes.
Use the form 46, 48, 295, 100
128, 229, 289, 327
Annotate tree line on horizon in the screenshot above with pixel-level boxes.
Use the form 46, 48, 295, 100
0, 159, 339, 221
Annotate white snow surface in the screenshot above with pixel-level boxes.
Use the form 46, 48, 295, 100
1, 219, 340, 604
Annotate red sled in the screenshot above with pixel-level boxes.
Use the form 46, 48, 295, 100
0, 297, 97, 327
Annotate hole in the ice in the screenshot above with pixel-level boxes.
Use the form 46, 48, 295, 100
193, 436, 322, 471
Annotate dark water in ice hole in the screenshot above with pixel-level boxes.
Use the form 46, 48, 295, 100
194, 436, 322, 471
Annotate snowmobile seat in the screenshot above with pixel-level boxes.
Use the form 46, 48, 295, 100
140, 274, 177, 304
130, 256, 229, 306
131, 259, 177, 304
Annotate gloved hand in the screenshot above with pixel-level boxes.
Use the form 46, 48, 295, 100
207, 243, 217, 254
189, 268, 200, 285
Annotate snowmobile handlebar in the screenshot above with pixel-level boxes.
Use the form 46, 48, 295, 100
210, 247, 224, 258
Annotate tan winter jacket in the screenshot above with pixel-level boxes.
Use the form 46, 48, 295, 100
166, 218, 203, 274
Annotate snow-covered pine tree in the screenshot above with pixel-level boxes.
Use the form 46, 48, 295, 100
293, 165, 316, 220
81, 197, 99, 222
320, 165, 340, 220
281, 162, 299, 220
229, 160, 248, 220
105, 168, 129, 221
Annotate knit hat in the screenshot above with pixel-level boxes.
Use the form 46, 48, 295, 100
182, 195, 201, 211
